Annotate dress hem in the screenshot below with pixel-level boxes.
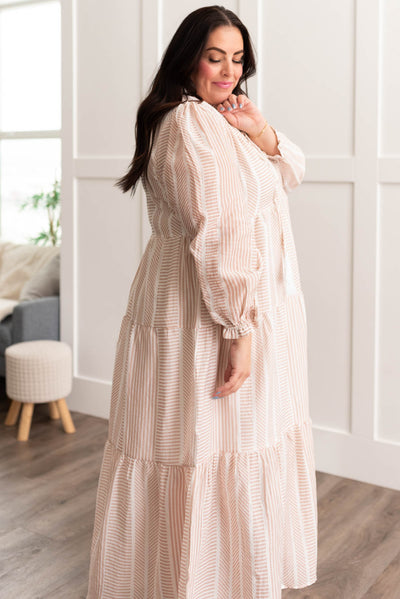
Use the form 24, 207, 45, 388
87, 418, 318, 598
281, 576, 318, 590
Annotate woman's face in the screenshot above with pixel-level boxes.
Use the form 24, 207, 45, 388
191, 26, 244, 105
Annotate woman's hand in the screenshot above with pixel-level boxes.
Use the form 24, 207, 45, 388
214, 93, 281, 156
213, 94, 265, 138
213, 332, 252, 399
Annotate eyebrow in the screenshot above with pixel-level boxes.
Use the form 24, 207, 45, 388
205, 46, 244, 55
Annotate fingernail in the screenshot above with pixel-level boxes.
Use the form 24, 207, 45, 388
227, 107, 232, 111
232, 103, 236, 109
239, 103, 243, 108
219, 106, 224, 111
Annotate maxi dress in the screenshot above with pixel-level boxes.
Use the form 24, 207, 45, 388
86, 94, 318, 599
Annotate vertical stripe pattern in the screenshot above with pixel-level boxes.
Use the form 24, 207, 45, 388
87, 96, 317, 598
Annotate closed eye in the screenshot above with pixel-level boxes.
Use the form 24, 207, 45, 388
209, 58, 244, 64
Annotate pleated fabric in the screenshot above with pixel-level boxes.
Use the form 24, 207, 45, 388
86, 96, 318, 598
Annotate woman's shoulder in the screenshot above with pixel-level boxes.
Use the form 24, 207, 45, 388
172, 96, 210, 117
172, 95, 229, 133
176, 95, 210, 111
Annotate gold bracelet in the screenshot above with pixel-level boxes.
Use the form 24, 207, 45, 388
253, 120, 269, 138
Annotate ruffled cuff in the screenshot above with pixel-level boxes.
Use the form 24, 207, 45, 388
221, 305, 259, 340
263, 126, 285, 161
262, 126, 306, 192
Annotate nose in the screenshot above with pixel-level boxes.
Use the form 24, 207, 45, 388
221, 60, 234, 78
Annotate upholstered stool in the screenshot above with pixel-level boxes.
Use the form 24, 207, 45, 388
4, 340, 75, 441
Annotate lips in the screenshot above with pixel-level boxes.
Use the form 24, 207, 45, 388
213, 82, 233, 89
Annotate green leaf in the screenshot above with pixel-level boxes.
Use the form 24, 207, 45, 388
20, 176, 62, 245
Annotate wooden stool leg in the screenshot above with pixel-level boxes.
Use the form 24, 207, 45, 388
18, 403, 34, 441
5, 400, 22, 426
56, 398, 76, 434
48, 401, 61, 420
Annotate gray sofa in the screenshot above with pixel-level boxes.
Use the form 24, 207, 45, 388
0, 296, 60, 377
0, 241, 61, 381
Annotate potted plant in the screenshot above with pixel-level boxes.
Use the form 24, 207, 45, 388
19, 178, 61, 246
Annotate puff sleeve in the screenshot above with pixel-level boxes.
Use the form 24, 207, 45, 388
162, 101, 263, 339
264, 126, 306, 194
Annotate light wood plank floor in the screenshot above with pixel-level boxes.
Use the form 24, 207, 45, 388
1, 390, 399, 598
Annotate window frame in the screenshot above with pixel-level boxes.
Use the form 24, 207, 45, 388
0, 0, 61, 240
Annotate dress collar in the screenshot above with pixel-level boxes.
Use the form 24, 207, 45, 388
183, 93, 202, 103
183, 94, 218, 113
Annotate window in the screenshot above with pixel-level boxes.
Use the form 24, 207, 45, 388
0, 0, 61, 244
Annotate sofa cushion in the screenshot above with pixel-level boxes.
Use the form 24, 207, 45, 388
0, 242, 60, 300
19, 253, 60, 301
0, 298, 18, 322
0, 314, 12, 353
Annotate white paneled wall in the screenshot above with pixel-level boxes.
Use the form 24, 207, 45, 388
292, 183, 354, 434
378, 184, 400, 443
61, 0, 400, 490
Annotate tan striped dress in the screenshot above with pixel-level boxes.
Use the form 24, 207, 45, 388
86, 95, 318, 598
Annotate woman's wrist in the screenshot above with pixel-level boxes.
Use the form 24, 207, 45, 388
249, 120, 281, 156
249, 118, 268, 139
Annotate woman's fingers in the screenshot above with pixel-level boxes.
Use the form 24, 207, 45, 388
214, 378, 246, 398
213, 374, 241, 398
212, 332, 252, 399
224, 362, 232, 382
222, 97, 235, 111
216, 93, 248, 113
213, 369, 250, 399
236, 93, 247, 108
224, 94, 237, 109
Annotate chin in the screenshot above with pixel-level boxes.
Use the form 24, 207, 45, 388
208, 89, 233, 104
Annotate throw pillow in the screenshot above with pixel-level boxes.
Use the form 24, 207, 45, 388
19, 252, 60, 301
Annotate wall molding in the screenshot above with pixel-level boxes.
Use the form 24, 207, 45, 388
71, 156, 400, 184
314, 425, 400, 491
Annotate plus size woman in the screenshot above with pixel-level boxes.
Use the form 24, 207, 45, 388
87, 5, 318, 598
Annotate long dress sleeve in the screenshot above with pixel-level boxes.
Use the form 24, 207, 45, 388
162, 100, 264, 340
263, 126, 306, 194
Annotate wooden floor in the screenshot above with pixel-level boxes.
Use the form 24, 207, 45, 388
1, 386, 400, 598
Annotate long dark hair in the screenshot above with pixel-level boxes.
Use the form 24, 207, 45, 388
114, 5, 257, 197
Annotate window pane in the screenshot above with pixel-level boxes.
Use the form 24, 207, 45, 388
0, 1, 61, 131
0, 138, 61, 244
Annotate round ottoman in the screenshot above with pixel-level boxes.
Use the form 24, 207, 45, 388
4, 340, 76, 441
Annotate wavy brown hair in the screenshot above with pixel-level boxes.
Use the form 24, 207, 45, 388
114, 5, 257, 197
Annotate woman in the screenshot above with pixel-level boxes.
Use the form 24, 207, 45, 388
87, 5, 317, 598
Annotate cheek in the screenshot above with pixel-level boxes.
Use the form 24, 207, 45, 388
197, 60, 216, 82
235, 64, 243, 79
